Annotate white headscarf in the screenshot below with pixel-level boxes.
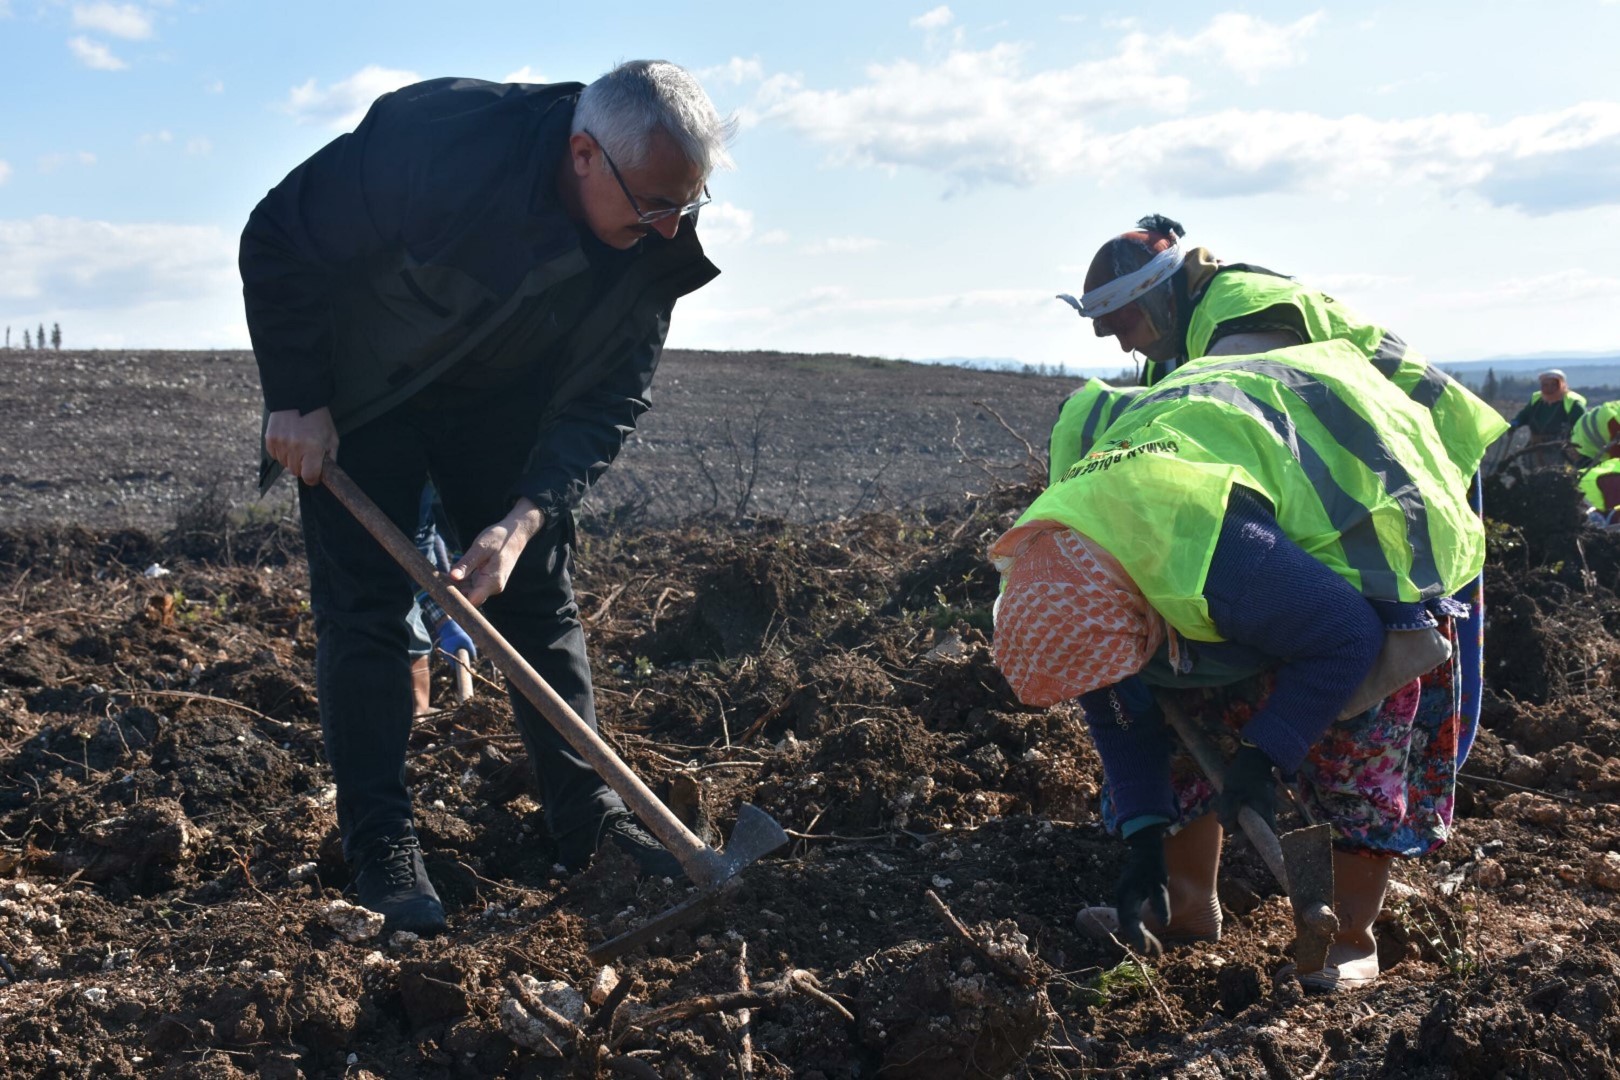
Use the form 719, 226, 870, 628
1056, 242, 1186, 319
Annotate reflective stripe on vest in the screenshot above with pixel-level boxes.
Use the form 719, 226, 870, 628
1049, 379, 1147, 485
1186, 271, 1507, 478
1174, 357, 1441, 597
1014, 339, 1483, 641
1572, 400, 1620, 459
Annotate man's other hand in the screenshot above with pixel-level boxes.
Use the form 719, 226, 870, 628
265, 407, 339, 485
450, 498, 546, 606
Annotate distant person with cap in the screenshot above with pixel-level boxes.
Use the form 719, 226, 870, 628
1510, 370, 1586, 466
1052, 213, 1504, 764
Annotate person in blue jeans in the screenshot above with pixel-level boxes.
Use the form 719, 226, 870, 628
408, 482, 478, 715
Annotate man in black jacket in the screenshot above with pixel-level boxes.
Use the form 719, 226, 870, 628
240, 60, 730, 934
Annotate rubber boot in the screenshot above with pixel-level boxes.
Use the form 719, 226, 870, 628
1337, 628, 1451, 721
1298, 851, 1391, 991
411, 655, 432, 717
1078, 812, 1224, 946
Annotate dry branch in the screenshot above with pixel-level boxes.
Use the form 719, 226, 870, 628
624, 969, 853, 1033
925, 889, 1037, 987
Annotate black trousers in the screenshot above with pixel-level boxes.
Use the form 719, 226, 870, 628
295, 384, 622, 860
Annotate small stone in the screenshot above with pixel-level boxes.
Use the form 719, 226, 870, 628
322, 900, 385, 942
1494, 793, 1566, 826
499, 977, 586, 1057
1474, 858, 1507, 888
1588, 851, 1620, 892
588, 966, 619, 1006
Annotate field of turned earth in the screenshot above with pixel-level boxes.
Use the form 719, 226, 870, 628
0, 348, 1618, 1078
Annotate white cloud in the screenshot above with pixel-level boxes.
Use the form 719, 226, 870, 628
139, 129, 173, 145
754, 37, 1200, 186
759, 229, 790, 245
1308, 271, 1414, 293
502, 64, 545, 83
185, 136, 211, 156
1430, 269, 1620, 309
204, 78, 223, 94
1160, 12, 1323, 82
38, 151, 97, 173
1095, 102, 1620, 210
698, 57, 765, 86
801, 236, 882, 254
696, 202, 755, 246
0, 216, 239, 329
282, 65, 421, 130
911, 6, 953, 30
0, 161, 10, 185
0, 216, 248, 348
73, 2, 153, 40
68, 36, 126, 70
747, 12, 1620, 213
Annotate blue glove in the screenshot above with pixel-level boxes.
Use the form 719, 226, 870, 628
434, 618, 476, 661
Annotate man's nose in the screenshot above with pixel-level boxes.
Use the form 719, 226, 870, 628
652, 215, 681, 240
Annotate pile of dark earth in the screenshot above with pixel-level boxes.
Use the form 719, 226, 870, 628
0, 355, 1618, 1077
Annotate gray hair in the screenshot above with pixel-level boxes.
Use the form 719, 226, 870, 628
573, 59, 736, 177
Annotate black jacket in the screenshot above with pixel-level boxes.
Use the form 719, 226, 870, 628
239, 77, 720, 510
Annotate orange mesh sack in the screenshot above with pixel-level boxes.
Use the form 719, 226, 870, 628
989, 521, 1165, 707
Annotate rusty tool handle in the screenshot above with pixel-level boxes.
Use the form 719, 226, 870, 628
1154, 693, 1290, 893
321, 463, 725, 886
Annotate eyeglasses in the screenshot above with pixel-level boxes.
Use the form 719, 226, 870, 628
584, 128, 710, 225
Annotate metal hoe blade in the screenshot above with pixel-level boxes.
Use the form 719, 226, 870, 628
1156, 692, 1339, 976
587, 806, 788, 962
1278, 823, 1336, 975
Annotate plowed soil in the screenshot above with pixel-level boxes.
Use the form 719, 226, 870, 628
1, 350, 1619, 1078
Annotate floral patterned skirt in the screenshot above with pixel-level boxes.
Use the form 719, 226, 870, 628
1101, 620, 1461, 858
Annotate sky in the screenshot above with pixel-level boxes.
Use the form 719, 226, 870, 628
3, 1, 1620, 372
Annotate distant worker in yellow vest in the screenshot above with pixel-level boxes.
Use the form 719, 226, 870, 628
1510, 370, 1586, 467
991, 341, 1503, 992
1579, 458, 1620, 528
1570, 397, 1620, 463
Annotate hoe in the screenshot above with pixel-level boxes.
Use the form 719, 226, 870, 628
322, 464, 789, 961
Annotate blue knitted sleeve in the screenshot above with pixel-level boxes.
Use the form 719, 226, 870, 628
1203, 490, 1383, 772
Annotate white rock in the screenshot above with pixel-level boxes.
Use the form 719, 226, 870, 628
499, 977, 588, 1057
588, 966, 619, 1006
322, 900, 385, 942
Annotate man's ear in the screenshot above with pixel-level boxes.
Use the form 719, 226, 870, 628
567, 131, 595, 178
